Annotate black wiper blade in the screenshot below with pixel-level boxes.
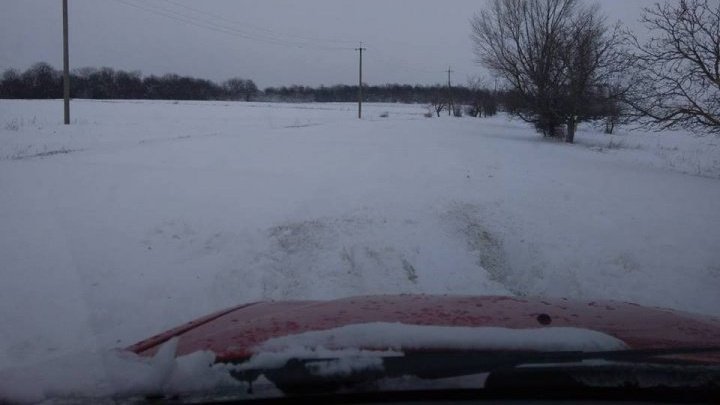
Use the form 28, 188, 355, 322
229, 347, 720, 395
377, 346, 720, 378
572, 346, 720, 363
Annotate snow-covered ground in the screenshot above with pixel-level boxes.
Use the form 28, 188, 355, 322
1, 99, 719, 372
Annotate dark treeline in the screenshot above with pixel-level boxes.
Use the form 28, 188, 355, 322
1, 62, 503, 107
0, 63, 254, 101
263, 84, 494, 105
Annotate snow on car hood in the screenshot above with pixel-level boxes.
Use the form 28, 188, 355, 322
0, 323, 627, 403
233, 323, 628, 374
254, 322, 629, 353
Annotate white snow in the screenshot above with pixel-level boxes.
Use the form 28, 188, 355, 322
254, 323, 629, 353
1, 99, 719, 401
233, 346, 402, 374
305, 356, 385, 377
223, 323, 626, 395
0, 338, 243, 403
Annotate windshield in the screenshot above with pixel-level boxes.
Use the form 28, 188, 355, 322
1, 0, 720, 403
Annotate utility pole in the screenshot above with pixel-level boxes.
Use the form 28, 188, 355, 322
355, 43, 366, 119
62, 0, 70, 125
446, 66, 454, 116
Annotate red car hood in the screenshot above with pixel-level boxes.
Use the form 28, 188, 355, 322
128, 295, 720, 363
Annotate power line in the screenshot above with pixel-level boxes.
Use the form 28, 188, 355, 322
149, 0, 351, 49
157, 0, 358, 46
113, 0, 315, 49
106, 0, 480, 88
111, 0, 354, 51
371, 49, 446, 75
149, 1, 478, 81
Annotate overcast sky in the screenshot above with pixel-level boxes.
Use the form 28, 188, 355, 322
1, 0, 657, 88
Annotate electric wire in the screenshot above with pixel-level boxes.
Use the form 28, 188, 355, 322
111, 0, 354, 51
108, 0, 478, 85
157, 0, 359, 46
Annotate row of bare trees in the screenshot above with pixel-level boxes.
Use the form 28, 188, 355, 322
1, 64, 505, 107
471, 0, 720, 142
0, 64, 258, 101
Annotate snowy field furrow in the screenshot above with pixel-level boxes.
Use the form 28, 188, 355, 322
1, 99, 719, 369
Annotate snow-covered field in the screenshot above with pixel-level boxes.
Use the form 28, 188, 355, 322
1, 99, 719, 372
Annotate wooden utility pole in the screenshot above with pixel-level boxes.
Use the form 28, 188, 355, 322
355, 43, 366, 119
446, 66, 454, 116
62, 0, 70, 125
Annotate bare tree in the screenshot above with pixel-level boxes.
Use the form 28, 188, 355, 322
602, 95, 623, 134
466, 76, 491, 117
472, 0, 575, 138
223, 78, 258, 102
430, 91, 447, 117
21, 62, 61, 99
559, 6, 629, 141
625, 0, 720, 134
471, 0, 626, 143
468, 76, 499, 117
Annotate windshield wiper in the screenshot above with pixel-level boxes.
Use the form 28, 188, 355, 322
229, 347, 720, 396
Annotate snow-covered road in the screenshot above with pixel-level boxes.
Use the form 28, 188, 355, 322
1, 100, 719, 369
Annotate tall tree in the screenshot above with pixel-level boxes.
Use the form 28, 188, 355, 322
471, 0, 625, 142
558, 5, 628, 142
625, 0, 720, 134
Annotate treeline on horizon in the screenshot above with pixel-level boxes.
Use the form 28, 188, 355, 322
0, 62, 502, 105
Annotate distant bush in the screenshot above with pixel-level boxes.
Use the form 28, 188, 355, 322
430, 93, 447, 117
453, 106, 463, 117
379, 111, 389, 118
4, 119, 20, 131
465, 105, 479, 117
606, 139, 624, 150
482, 98, 498, 117
223, 78, 258, 101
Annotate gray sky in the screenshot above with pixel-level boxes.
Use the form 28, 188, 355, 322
0, 0, 656, 88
